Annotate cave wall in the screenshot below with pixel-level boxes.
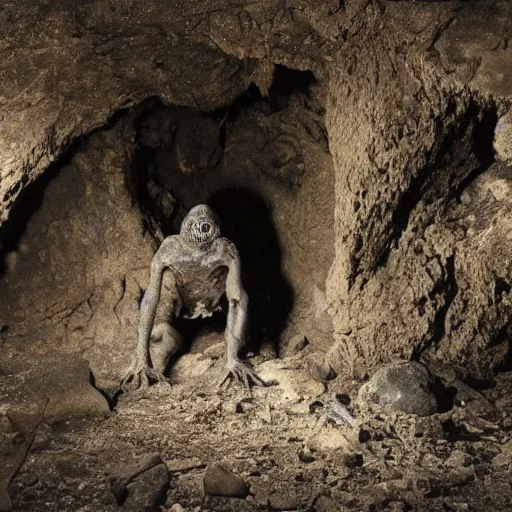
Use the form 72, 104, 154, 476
324, 1, 512, 378
0, 116, 156, 390
2, 0, 512, 383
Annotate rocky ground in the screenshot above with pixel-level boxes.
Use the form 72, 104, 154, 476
3, 337, 512, 512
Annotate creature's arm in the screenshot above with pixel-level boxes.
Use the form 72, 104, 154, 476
224, 245, 249, 367
121, 244, 170, 390
220, 241, 265, 387
137, 253, 166, 367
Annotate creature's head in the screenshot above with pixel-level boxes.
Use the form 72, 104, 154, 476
180, 204, 220, 245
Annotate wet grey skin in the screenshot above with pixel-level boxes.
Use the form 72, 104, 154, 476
121, 204, 265, 390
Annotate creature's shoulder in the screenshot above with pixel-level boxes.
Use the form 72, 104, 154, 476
215, 237, 239, 261
154, 235, 185, 265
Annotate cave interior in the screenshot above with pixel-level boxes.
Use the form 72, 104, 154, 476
2, 1, 512, 511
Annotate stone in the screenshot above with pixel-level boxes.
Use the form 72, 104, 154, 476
285, 335, 309, 356
110, 453, 170, 511
298, 447, 316, 463
124, 465, 170, 512
444, 450, 472, 469
269, 492, 300, 510
176, 472, 205, 502
36, 355, 111, 423
256, 359, 324, 402
316, 361, 336, 381
307, 427, 353, 452
166, 458, 205, 473
357, 362, 439, 416
494, 110, 512, 165
493, 441, 512, 468
203, 463, 249, 499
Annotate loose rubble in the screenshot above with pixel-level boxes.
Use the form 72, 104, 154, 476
2, 346, 512, 511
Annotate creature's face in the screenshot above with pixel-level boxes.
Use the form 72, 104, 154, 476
180, 204, 220, 244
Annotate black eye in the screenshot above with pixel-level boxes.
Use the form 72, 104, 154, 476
201, 223, 211, 233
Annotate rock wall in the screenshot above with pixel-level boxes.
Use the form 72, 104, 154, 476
324, 1, 512, 378
1, 0, 512, 384
0, 116, 156, 389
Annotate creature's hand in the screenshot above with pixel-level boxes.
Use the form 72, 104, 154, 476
121, 362, 170, 391
218, 359, 267, 389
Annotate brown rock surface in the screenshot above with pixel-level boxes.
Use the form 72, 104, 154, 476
1, 1, 512, 511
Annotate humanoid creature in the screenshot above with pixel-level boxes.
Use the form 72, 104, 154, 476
122, 204, 265, 390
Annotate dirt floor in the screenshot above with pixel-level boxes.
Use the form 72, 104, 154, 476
4, 337, 512, 512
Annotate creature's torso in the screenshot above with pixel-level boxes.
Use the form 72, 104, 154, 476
161, 236, 235, 319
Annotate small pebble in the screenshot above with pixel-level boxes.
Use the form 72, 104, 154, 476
203, 463, 249, 498
269, 492, 300, 510
317, 361, 336, 381
299, 447, 315, 463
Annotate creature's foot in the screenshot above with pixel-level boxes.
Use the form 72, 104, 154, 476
121, 364, 170, 392
218, 360, 267, 389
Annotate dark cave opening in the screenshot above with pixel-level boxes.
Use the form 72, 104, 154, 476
132, 66, 320, 241
224, 66, 317, 115
208, 188, 294, 356
133, 99, 297, 355
453, 102, 498, 198
267, 65, 317, 106
472, 104, 498, 167
130, 68, 321, 355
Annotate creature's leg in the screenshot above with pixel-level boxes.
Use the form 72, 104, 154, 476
121, 270, 182, 391
149, 321, 182, 374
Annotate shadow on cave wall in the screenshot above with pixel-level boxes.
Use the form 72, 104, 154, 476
208, 188, 294, 356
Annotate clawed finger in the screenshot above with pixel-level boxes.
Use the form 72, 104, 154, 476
217, 372, 232, 389
121, 373, 135, 392
120, 366, 170, 392
140, 372, 149, 389
242, 370, 250, 389
218, 363, 267, 390
250, 371, 267, 387
238, 364, 266, 388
